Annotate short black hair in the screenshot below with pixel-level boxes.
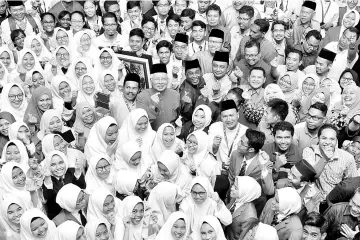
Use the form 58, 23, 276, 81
249, 66, 265, 77
141, 15, 158, 29
245, 129, 266, 153
58, 10, 71, 20
104, 0, 119, 12
318, 123, 338, 138
192, 20, 206, 29
271, 20, 289, 31
156, 40, 173, 52
71, 11, 86, 22
254, 19, 270, 33
344, 26, 360, 40
127, 1, 141, 10
227, 87, 245, 106
239, 5, 254, 18
286, 47, 303, 61
102, 12, 117, 24
272, 121, 294, 136
304, 212, 327, 234
166, 14, 181, 25
244, 40, 260, 53
267, 98, 289, 121
11, 29, 26, 43
181, 8, 196, 19
206, 4, 221, 16
309, 102, 328, 116
129, 28, 145, 40
41, 12, 56, 22
305, 30, 322, 41
153, 0, 171, 6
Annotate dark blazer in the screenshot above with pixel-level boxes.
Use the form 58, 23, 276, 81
52, 209, 86, 226
42, 168, 86, 219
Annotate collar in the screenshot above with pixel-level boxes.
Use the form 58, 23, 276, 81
273, 142, 296, 156
304, 124, 318, 138
295, 18, 313, 28
344, 204, 353, 216
244, 154, 256, 162
311, 145, 340, 162
244, 59, 262, 68
249, 87, 263, 95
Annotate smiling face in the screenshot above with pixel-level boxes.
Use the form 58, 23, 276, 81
49, 154, 66, 177
0, 51, 11, 68
274, 130, 292, 152
162, 126, 175, 147
221, 109, 239, 130
343, 11, 356, 28
37, 93, 52, 112
82, 76, 95, 95
167, 19, 180, 37
96, 159, 111, 179
30, 217, 48, 238
48, 116, 62, 133
212, 60, 228, 79
315, 57, 331, 76
135, 116, 148, 134
7, 203, 24, 225
207, 9, 220, 27
81, 107, 95, 124
104, 124, 118, 145
75, 190, 86, 210
302, 77, 316, 95
17, 125, 30, 142
84, 1, 96, 18
30, 39, 42, 56
244, 45, 260, 66
129, 151, 141, 167
191, 183, 207, 204
8, 85, 24, 108
265, 88, 280, 101
53, 135, 68, 154
6, 145, 21, 163
0, 118, 10, 136
79, 33, 91, 51
319, 128, 337, 153
59, 13, 71, 29
56, 30, 69, 46
55, 47, 70, 66
128, 6, 141, 21
131, 202, 144, 225
208, 36, 223, 54
342, 87, 357, 106
186, 67, 201, 86
129, 35, 144, 52
42, 14, 55, 33
103, 195, 115, 215
311, 92, 326, 105
171, 219, 187, 239
71, 12, 85, 32
158, 47, 171, 65
157, 161, 171, 179
340, 72, 355, 89
100, 51, 112, 68
272, 23, 285, 42
58, 81, 71, 98
104, 74, 116, 92
249, 69, 265, 89
278, 75, 292, 92
186, 134, 198, 155
75, 62, 87, 78
12, 167, 26, 188
32, 72, 45, 88
123, 81, 140, 102
287, 165, 302, 188
200, 222, 216, 240
22, 52, 35, 71
193, 109, 206, 129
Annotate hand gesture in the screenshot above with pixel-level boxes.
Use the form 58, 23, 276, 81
75, 126, 84, 135
27, 114, 38, 124
150, 92, 160, 104
212, 82, 221, 93
175, 143, 183, 154
211, 192, 220, 203
284, 29, 292, 39
274, 153, 287, 170
233, 66, 243, 79
341, 224, 359, 239
172, 66, 180, 75
107, 211, 116, 225
123, 216, 132, 228
28, 158, 39, 170
136, 137, 143, 147
118, 60, 125, 70
17, 64, 27, 75
106, 139, 118, 156
171, 80, 180, 90
270, 57, 279, 68
320, 22, 332, 30
7, 41, 15, 51
213, 135, 222, 147
61, 59, 71, 67
341, 105, 351, 115
181, 49, 189, 60
50, 57, 58, 67
40, 32, 48, 41
74, 158, 82, 176
149, 213, 158, 225
200, 88, 208, 98
77, 46, 84, 54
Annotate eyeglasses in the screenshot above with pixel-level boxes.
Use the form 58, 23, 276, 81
100, 56, 112, 61
104, 23, 117, 28
56, 53, 69, 58
340, 77, 354, 82
143, 26, 156, 32
76, 191, 86, 205
56, 36, 68, 41
71, 20, 84, 24
191, 191, 206, 197
303, 82, 316, 87
43, 21, 55, 25
75, 67, 87, 72
245, 53, 259, 58
306, 113, 323, 121
96, 164, 110, 172
8, 93, 24, 100
237, 17, 250, 21
305, 39, 319, 50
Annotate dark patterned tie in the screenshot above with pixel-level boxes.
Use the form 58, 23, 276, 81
239, 161, 247, 176
143, 39, 149, 51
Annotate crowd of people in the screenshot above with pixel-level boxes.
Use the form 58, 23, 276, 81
2, 0, 360, 239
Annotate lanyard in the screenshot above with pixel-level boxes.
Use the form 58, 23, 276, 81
223, 123, 241, 157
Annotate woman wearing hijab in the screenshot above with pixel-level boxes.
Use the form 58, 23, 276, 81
115, 170, 147, 200
8, 49, 42, 83
84, 116, 119, 160
184, 130, 221, 181
179, 176, 232, 234
0, 46, 16, 72
76, 73, 98, 107
260, 187, 303, 240
94, 47, 121, 81
25, 68, 47, 95
23, 86, 53, 129
67, 57, 93, 88
55, 221, 86, 240
154, 211, 189, 240
151, 150, 193, 197
226, 176, 261, 240
50, 75, 77, 116
42, 150, 86, 219
85, 219, 112, 240
0, 111, 16, 153
150, 123, 185, 163
52, 27, 72, 49
8, 121, 37, 158
0, 61, 9, 86
72, 30, 100, 64
114, 196, 145, 240
320, 77, 342, 112
0, 195, 28, 240
0, 83, 28, 121
37, 109, 72, 141
85, 154, 116, 195
179, 105, 213, 142
1, 140, 30, 171
193, 215, 227, 240
23, 35, 52, 64
277, 72, 299, 104
298, 87, 331, 122
117, 108, 156, 156
53, 183, 87, 227
296, 74, 319, 104
243, 222, 279, 240
100, 70, 121, 98
147, 182, 179, 228
73, 101, 99, 140
118, 141, 152, 179
44, 46, 73, 80
339, 68, 360, 92
20, 208, 57, 240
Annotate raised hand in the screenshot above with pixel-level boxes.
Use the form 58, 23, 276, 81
150, 92, 161, 104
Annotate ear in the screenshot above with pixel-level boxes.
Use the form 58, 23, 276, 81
321, 233, 327, 240
299, 60, 303, 67
248, 147, 255, 153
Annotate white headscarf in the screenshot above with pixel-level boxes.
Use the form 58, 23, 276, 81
253, 223, 279, 240
37, 109, 68, 140
0, 83, 28, 121
87, 189, 115, 225
85, 154, 115, 195
99, 70, 121, 98
193, 215, 226, 240
277, 187, 302, 222
118, 140, 151, 179
55, 183, 82, 214
115, 170, 139, 196
76, 73, 98, 107
0, 61, 9, 86
263, 83, 285, 103
17, 49, 42, 72
150, 123, 184, 163
118, 108, 156, 155
154, 211, 189, 240
55, 221, 83, 240
192, 105, 212, 130
232, 176, 261, 212
187, 130, 211, 170
8, 121, 28, 141
53, 27, 72, 48
84, 116, 118, 160
85, 219, 111, 240
147, 182, 178, 227
23, 35, 52, 61
43, 150, 69, 178
94, 47, 121, 80
72, 30, 100, 64
50, 75, 77, 110
340, 10, 360, 38
67, 57, 94, 88
20, 208, 57, 240
0, 46, 16, 71
25, 67, 47, 88
1, 140, 29, 171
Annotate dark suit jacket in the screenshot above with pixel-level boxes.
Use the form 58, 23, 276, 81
52, 209, 84, 226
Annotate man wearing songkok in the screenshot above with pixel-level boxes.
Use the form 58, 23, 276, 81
169, 33, 189, 88
303, 48, 337, 82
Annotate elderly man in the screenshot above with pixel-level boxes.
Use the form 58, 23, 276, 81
136, 63, 180, 130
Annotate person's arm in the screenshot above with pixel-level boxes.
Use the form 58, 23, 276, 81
347, 43, 357, 65
135, 92, 159, 124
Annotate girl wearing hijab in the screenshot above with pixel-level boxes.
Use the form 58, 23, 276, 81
23, 86, 53, 129
0, 162, 34, 209
23, 35, 52, 64
298, 87, 331, 122
147, 182, 179, 228
8, 49, 42, 83
184, 130, 221, 181
44, 46, 73, 80
150, 123, 185, 163
1, 140, 30, 171
84, 116, 119, 160
193, 215, 227, 240
85, 154, 116, 195
117, 108, 156, 156
53, 183, 87, 227
52, 28, 72, 49
115, 170, 148, 200
179, 176, 232, 234
50, 75, 77, 117
0, 83, 28, 121
0, 61, 9, 86
339, 69, 360, 92
73, 101, 99, 140
8, 121, 37, 158
67, 57, 93, 88
259, 187, 303, 239
329, 85, 360, 130
118, 141, 152, 179
0, 111, 16, 153
72, 30, 100, 64
151, 150, 193, 197
0, 46, 16, 72
320, 77, 342, 112
100, 70, 121, 98
114, 196, 144, 240
277, 72, 299, 104
25, 68, 47, 95
20, 208, 57, 240
296, 74, 319, 104
76, 73, 98, 107
243, 222, 279, 240
42, 150, 86, 219
85, 219, 112, 240
154, 211, 189, 240
179, 105, 213, 142
226, 176, 261, 240
0, 195, 27, 240
37, 109, 72, 141
55, 221, 86, 240
94, 47, 121, 81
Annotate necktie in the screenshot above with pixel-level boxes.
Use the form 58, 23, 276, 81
59, 177, 65, 188
143, 39, 149, 51
239, 161, 247, 176
79, 210, 87, 226
271, 212, 278, 226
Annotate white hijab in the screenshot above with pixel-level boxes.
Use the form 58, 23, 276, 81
50, 75, 77, 110
99, 70, 121, 98
53, 27, 72, 48
72, 30, 100, 64
232, 176, 261, 212
85, 154, 116, 195
154, 211, 190, 240
55, 221, 83, 240
84, 116, 118, 160
1, 140, 29, 171
0, 46, 16, 72
19, 208, 57, 240
253, 223, 279, 240
340, 10, 360, 39
187, 130, 211, 169
94, 47, 121, 79
23, 35, 52, 61
76, 73, 98, 107
67, 57, 94, 88
193, 215, 227, 240
8, 121, 29, 141
42, 150, 69, 178
55, 183, 82, 215
277, 187, 302, 222
87, 189, 116, 225
37, 109, 69, 140
0, 83, 28, 121
115, 170, 139, 196
85, 219, 112, 240
0, 61, 9, 86
192, 105, 212, 130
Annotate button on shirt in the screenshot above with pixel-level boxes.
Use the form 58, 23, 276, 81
293, 122, 319, 153
292, 19, 321, 46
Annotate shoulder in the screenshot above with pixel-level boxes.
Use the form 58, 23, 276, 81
284, 215, 303, 229
137, 89, 151, 97
294, 121, 306, 130
327, 202, 349, 213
